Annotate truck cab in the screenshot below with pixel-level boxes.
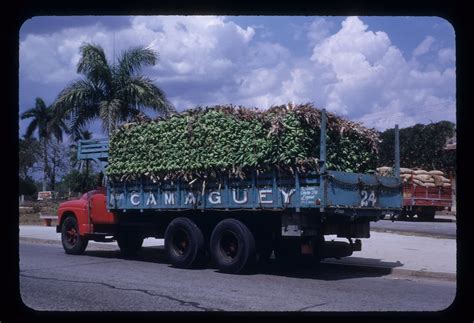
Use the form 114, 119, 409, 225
56, 187, 118, 253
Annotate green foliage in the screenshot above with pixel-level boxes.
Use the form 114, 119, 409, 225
107, 104, 380, 182
53, 43, 174, 136
21, 97, 67, 142
378, 121, 455, 173
61, 170, 100, 193
19, 177, 38, 196
21, 97, 68, 191
19, 137, 41, 178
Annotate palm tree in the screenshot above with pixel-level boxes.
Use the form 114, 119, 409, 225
21, 97, 68, 191
54, 43, 174, 136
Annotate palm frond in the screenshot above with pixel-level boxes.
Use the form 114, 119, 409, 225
48, 113, 69, 142
77, 43, 113, 88
98, 99, 123, 133
24, 119, 38, 138
35, 97, 47, 110
20, 108, 38, 120
54, 79, 103, 114
69, 102, 100, 138
125, 75, 175, 116
117, 46, 157, 77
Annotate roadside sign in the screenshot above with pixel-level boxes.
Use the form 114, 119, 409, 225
37, 191, 53, 200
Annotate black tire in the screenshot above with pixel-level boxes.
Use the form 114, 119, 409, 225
117, 232, 144, 256
398, 210, 408, 221
61, 216, 88, 255
418, 207, 436, 221
165, 217, 205, 268
210, 218, 256, 274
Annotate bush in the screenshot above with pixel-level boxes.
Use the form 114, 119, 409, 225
61, 170, 100, 193
19, 177, 37, 196
378, 121, 455, 174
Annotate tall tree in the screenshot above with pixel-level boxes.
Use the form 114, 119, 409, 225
378, 121, 456, 174
19, 136, 41, 179
47, 140, 69, 190
21, 97, 68, 191
53, 43, 174, 136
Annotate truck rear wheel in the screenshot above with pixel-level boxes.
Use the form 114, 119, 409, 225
117, 232, 144, 256
165, 217, 205, 268
210, 218, 256, 274
61, 216, 88, 255
418, 207, 436, 221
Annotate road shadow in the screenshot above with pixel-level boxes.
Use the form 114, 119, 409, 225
84, 246, 171, 264
382, 217, 454, 223
407, 218, 453, 223
83, 246, 404, 281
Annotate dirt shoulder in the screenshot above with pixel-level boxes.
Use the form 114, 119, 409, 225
19, 199, 62, 226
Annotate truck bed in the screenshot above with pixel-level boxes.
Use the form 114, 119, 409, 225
106, 170, 401, 215
402, 182, 452, 207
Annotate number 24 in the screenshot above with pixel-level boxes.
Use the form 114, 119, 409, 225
361, 190, 376, 207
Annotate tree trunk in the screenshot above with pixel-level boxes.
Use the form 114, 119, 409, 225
42, 139, 48, 191
50, 161, 56, 191
85, 160, 89, 178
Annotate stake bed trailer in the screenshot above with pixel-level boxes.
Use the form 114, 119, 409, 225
401, 179, 452, 221
57, 109, 403, 273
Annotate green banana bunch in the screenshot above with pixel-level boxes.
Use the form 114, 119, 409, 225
106, 104, 379, 183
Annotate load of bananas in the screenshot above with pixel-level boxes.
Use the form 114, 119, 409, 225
107, 103, 379, 183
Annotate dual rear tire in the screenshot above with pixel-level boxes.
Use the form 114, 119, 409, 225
164, 217, 205, 268
164, 217, 257, 274
210, 218, 256, 274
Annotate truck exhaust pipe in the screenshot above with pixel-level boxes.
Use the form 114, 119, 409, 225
320, 239, 362, 259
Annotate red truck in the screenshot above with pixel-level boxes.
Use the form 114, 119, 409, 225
400, 178, 452, 221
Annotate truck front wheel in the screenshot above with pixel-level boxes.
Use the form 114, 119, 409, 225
165, 217, 205, 268
210, 219, 256, 274
61, 216, 88, 255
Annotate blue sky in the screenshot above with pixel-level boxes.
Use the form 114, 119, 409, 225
19, 16, 456, 138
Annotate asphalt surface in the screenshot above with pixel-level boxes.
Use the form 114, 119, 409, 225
19, 243, 456, 312
19, 224, 457, 277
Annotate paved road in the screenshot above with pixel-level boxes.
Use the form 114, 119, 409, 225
20, 243, 456, 312
371, 219, 456, 239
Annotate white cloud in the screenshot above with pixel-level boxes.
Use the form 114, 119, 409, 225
128, 16, 255, 80
302, 17, 455, 129
306, 18, 334, 46
20, 24, 118, 84
412, 35, 435, 57
438, 47, 455, 65
19, 16, 455, 132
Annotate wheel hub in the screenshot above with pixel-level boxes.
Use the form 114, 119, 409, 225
220, 231, 239, 259
66, 227, 78, 245
173, 230, 189, 256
